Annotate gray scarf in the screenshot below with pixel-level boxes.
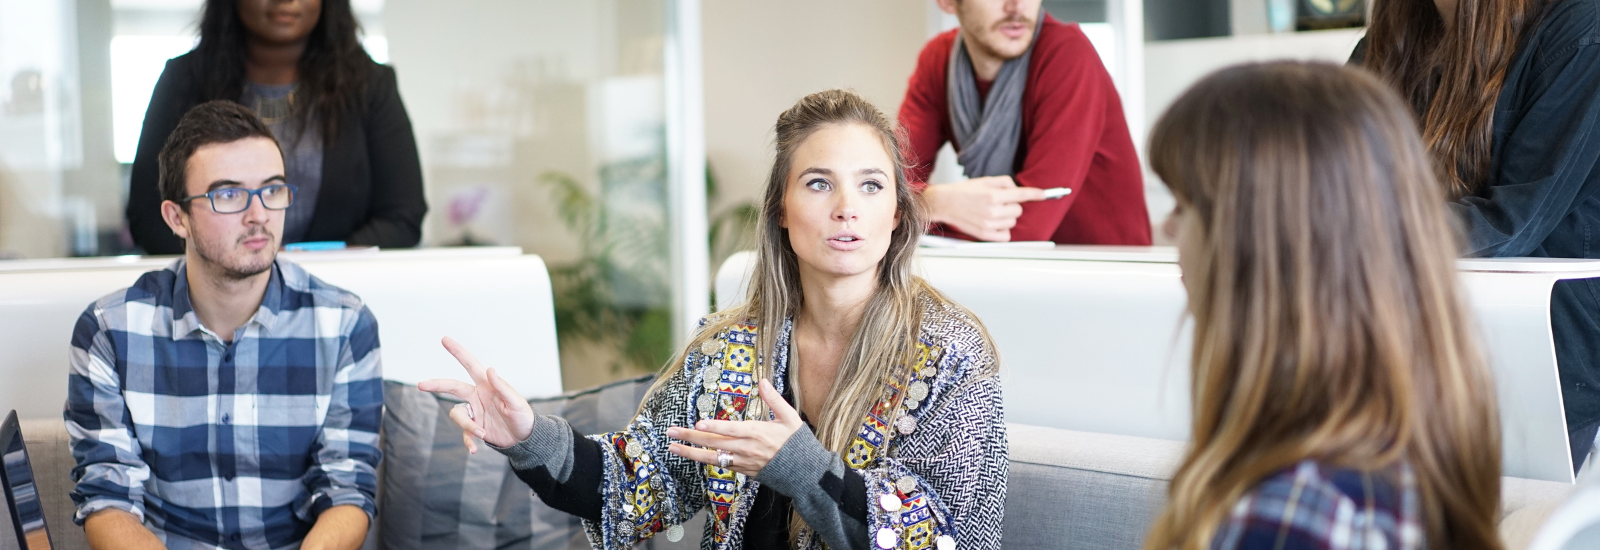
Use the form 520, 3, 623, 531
946, 15, 1044, 178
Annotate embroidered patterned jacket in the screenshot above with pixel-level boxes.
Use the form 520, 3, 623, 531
495, 296, 1007, 550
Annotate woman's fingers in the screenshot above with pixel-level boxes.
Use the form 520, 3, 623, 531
417, 378, 476, 401
692, 419, 760, 439
668, 443, 725, 467
485, 368, 527, 413
447, 399, 487, 439
462, 431, 478, 455
758, 380, 801, 426
441, 336, 490, 384
667, 426, 739, 450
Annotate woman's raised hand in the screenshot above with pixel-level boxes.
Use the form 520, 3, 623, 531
666, 379, 804, 477
417, 336, 536, 454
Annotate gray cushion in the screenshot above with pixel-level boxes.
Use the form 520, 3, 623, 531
379, 376, 705, 550
1002, 424, 1184, 550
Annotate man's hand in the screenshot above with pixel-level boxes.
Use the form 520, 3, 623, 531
921, 176, 1047, 241
84, 508, 167, 550
300, 504, 369, 550
666, 380, 804, 477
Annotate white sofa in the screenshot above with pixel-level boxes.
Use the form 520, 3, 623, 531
718, 246, 1600, 483
2, 245, 1589, 549
0, 247, 565, 420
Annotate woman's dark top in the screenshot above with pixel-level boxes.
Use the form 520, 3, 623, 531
1354, 0, 1600, 468
126, 52, 427, 254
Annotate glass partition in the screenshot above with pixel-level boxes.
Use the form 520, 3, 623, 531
0, 0, 702, 390
387, 0, 680, 388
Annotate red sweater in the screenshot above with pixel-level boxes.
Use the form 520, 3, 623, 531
900, 15, 1151, 245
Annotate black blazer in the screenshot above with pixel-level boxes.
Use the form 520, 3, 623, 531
1352, 0, 1600, 464
126, 52, 427, 254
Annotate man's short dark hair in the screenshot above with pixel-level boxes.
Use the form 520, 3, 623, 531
157, 100, 280, 208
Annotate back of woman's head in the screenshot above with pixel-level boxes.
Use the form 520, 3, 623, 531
1144, 61, 1502, 550
196, 0, 371, 140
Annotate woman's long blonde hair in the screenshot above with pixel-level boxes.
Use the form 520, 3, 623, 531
1143, 62, 1502, 550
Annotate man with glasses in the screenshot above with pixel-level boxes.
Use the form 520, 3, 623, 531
64, 101, 382, 550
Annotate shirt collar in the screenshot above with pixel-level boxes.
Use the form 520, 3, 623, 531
169, 258, 285, 339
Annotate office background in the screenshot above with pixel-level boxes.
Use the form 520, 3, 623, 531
0, 0, 1363, 388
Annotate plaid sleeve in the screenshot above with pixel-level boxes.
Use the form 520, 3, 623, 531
1211, 462, 1420, 550
297, 304, 383, 521
63, 305, 150, 524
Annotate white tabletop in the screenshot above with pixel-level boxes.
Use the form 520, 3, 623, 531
921, 244, 1600, 277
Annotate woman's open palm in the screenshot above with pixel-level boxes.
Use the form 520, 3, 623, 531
417, 336, 536, 453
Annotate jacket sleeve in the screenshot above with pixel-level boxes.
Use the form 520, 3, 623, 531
1452, 42, 1600, 257
64, 305, 150, 524
901, 33, 953, 191
346, 65, 426, 248
126, 58, 195, 255
497, 350, 710, 549
758, 349, 1008, 550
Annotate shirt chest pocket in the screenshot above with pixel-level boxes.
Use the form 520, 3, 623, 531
246, 389, 328, 480
245, 358, 332, 461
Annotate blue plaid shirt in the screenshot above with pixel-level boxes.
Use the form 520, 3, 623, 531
1212, 461, 1424, 550
64, 258, 383, 550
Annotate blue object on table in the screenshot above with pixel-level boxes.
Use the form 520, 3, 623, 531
285, 241, 347, 252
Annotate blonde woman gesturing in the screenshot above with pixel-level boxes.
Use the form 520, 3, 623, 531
421, 89, 1007, 550
1144, 62, 1504, 550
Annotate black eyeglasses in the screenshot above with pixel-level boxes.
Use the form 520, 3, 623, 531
180, 184, 297, 214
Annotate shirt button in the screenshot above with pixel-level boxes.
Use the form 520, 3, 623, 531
230, 533, 241, 542
221, 413, 231, 425
224, 473, 235, 481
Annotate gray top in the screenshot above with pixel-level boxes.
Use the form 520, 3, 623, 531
243, 81, 323, 244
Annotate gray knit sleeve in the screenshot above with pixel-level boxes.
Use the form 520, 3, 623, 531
757, 427, 871, 549
762, 349, 1008, 550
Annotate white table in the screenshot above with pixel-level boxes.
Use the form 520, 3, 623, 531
715, 246, 1600, 483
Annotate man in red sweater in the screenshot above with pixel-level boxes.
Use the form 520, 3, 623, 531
902, 0, 1150, 244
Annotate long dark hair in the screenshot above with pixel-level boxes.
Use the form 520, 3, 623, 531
1364, 0, 1546, 197
194, 0, 372, 141
1144, 62, 1502, 550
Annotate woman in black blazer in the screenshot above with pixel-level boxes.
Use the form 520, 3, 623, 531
1357, 0, 1600, 473
127, 0, 425, 255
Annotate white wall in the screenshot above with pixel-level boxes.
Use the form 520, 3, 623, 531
1142, 28, 1366, 129
1139, 28, 1366, 235
701, 0, 928, 214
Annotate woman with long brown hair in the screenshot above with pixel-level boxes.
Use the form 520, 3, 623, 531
420, 89, 1008, 549
1143, 62, 1503, 550
1358, 0, 1600, 472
